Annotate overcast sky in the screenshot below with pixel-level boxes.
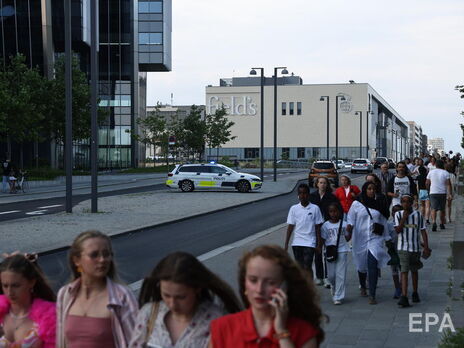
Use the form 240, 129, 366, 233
147, 0, 464, 153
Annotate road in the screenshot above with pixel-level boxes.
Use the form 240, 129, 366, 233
38, 172, 366, 291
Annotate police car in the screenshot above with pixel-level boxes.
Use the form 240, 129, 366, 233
166, 163, 262, 193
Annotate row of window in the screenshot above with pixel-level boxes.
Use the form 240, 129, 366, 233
139, 33, 163, 45
139, 1, 163, 14
282, 102, 302, 116
178, 166, 228, 174
244, 148, 306, 159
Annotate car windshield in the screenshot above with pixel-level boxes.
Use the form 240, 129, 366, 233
219, 165, 236, 173
354, 160, 367, 164
313, 163, 334, 169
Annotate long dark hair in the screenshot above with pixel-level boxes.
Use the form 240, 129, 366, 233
68, 230, 117, 281
238, 245, 325, 345
139, 252, 241, 314
0, 254, 56, 302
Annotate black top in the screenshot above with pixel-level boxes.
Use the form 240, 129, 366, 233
2, 161, 11, 176
417, 166, 427, 190
309, 191, 341, 221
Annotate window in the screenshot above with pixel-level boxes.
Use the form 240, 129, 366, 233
282, 148, 290, 159
139, 1, 162, 13
289, 102, 294, 115
244, 148, 259, 159
281, 102, 286, 116
297, 102, 302, 115
313, 162, 335, 169
139, 33, 163, 45
297, 147, 305, 158
210, 166, 227, 174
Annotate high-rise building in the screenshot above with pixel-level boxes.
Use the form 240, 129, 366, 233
0, 0, 172, 168
406, 121, 423, 158
428, 137, 445, 155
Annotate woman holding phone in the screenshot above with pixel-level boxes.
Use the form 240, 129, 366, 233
209, 245, 324, 348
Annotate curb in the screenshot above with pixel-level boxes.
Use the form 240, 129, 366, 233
37, 176, 306, 258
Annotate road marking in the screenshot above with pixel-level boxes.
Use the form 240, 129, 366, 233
37, 204, 62, 209
0, 210, 20, 215
26, 210, 47, 215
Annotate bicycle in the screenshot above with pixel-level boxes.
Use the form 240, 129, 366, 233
16, 170, 29, 193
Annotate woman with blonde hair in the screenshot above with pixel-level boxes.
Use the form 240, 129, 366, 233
0, 253, 56, 347
56, 230, 137, 348
210, 245, 324, 348
129, 252, 241, 347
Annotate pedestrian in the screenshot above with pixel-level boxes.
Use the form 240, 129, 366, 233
309, 177, 341, 288
209, 245, 324, 348
56, 230, 138, 348
394, 195, 431, 307
130, 252, 241, 348
2, 158, 11, 193
388, 204, 403, 299
416, 159, 431, 224
365, 173, 390, 219
321, 203, 350, 305
334, 174, 360, 217
285, 183, 324, 282
405, 158, 414, 173
0, 253, 56, 348
378, 163, 395, 204
427, 156, 437, 171
347, 182, 392, 304
445, 163, 456, 223
426, 159, 452, 231
8, 168, 17, 194
387, 161, 418, 209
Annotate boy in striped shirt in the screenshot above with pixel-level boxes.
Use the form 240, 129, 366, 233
394, 195, 431, 308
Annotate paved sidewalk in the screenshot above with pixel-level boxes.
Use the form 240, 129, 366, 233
202, 197, 464, 348
0, 172, 306, 255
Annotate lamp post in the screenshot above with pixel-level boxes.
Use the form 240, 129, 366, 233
90, 0, 99, 213
250, 67, 265, 181
335, 95, 346, 162
354, 111, 363, 158
64, 0, 72, 213
320, 96, 329, 159
273, 66, 288, 181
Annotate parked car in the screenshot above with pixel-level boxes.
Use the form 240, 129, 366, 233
308, 161, 339, 187
166, 163, 262, 193
351, 158, 373, 174
388, 158, 396, 169
373, 157, 388, 169
334, 160, 345, 169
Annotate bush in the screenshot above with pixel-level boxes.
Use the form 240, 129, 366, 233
439, 328, 464, 348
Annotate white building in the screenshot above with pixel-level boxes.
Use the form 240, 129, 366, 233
428, 137, 445, 155
205, 77, 409, 162
406, 121, 424, 157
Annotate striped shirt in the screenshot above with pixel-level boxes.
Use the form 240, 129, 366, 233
394, 210, 426, 252
56, 277, 138, 348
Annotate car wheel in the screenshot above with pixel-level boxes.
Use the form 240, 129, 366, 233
334, 179, 339, 188
351, 170, 355, 174
237, 180, 251, 193
180, 180, 194, 192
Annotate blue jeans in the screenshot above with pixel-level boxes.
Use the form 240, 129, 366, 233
358, 251, 380, 298
2, 175, 7, 192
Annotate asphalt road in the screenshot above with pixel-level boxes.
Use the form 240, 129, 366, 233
38, 172, 366, 291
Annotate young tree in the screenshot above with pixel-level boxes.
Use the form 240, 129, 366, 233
182, 105, 207, 160
205, 105, 236, 161
456, 85, 464, 149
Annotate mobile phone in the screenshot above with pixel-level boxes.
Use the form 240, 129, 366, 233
272, 281, 288, 303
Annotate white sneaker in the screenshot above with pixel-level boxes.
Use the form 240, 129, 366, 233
315, 278, 324, 286
333, 300, 342, 305
323, 278, 331, 289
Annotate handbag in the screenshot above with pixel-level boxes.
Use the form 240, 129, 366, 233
145, 302, 160, 344
362, 203, 384, 236
325, 219, 343, 263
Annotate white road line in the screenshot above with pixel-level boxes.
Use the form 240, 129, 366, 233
37, 204, 63, 209
26, 210, 47, 215
0, 210, 20, 215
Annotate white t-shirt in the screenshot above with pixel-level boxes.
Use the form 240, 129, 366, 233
392, 176, 412, 206
426, 168, 450, 194
321, 220, 350, 252
287, 203, 324, 247
427, 163, 436, 171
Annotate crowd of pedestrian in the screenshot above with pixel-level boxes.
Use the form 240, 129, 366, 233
0, 152, 459, 347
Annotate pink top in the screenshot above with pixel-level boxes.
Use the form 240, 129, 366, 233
65, 315, 115, 348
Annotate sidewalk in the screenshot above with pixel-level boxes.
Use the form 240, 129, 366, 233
202, 196, 464, 348
0, 172, 307, 255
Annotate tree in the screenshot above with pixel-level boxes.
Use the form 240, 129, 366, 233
182, 105, 207, 160
205, 105, 236, 160
456, 85, 464, 149
0, 54, 48, 167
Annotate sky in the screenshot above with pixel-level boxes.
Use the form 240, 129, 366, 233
146, 0, 464, 154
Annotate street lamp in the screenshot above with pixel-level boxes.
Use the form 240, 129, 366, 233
320, 96, 329, 159
354, 111, 363, 158
273, 66, 288, 181
250, 67, 265, 181
335, 95, 346, 162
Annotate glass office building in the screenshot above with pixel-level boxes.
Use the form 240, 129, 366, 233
0, 0, 171, 168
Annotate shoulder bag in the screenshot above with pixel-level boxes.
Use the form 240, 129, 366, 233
362, 203, 384, 236
325, 219, 343, 263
